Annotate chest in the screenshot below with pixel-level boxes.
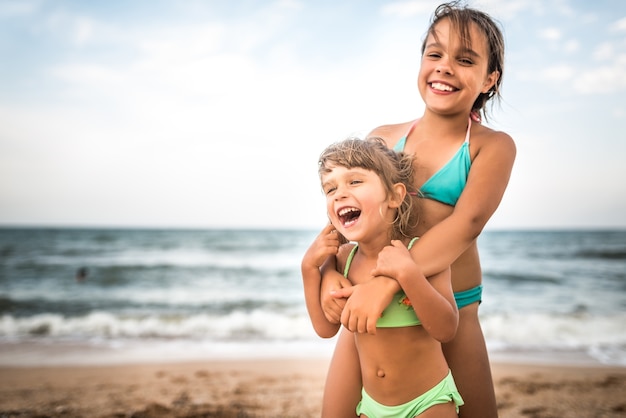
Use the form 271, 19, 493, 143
408, 139, 466, 187
340, 252, 377, 286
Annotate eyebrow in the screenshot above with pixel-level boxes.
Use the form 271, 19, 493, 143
425, 41, 481, 58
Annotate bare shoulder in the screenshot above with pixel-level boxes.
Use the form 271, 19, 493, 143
474, 124, 516, 156
367, 120, 414, 145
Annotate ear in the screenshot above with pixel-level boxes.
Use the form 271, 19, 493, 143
482, 70, 499, 94
388, 183, 407, 208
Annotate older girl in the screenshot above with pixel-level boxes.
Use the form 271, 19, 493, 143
316, 2, 516, 417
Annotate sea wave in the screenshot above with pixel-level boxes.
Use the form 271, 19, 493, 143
1, 310, 625, 366
2, 311, 624, 348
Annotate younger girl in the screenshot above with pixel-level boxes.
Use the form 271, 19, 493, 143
302, 137, 464, 417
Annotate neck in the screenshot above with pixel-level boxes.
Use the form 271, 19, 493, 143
355, 233, 393, 259
418, 111, 470, 139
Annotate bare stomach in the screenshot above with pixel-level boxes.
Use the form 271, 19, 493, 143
355, 327, 450, 406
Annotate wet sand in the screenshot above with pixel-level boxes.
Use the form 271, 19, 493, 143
1, 358, 625, 417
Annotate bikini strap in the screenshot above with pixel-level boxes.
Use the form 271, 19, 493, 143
345, 238, 419, 277
464, 117, 472, 144
404, 119, 419, 138
343, 244, 358, 277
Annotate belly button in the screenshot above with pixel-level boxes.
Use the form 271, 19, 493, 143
377, 369, 385, 378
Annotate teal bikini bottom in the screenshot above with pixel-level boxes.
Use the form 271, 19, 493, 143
454, 284, 482, 309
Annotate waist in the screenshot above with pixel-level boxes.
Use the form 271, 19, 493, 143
450, 243, 482, 290
454, 284, 483, 309
358, 340, 449, 404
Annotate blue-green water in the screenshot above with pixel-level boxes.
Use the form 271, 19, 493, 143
1, 228, 624, 366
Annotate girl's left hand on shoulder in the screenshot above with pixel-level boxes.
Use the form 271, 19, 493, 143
371, 240, 413, 279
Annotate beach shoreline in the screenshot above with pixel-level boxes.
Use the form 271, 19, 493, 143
1, 357, 625, 418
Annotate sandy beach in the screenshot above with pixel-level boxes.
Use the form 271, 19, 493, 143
1, 358, 625, 418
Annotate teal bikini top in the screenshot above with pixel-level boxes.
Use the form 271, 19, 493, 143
393, 118, 472, 206
343, 238, 421, 328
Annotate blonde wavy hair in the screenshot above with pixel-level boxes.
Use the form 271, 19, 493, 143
318, 137, 419, 242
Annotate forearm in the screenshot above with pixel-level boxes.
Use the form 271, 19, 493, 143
396, 267, 458, 342
301, 264, 341, 338
413, 214, 484, 277
414, 135, 516, 276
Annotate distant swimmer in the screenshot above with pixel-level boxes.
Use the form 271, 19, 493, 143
75, 267, 88, 282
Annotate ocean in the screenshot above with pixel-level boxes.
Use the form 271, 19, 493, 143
0, 228, 624, 367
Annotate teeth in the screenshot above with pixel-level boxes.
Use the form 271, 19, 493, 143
431, 82, 454, 91
338, 207, 359, 216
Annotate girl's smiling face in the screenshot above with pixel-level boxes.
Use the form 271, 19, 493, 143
322, 164, 399, 242
418, 17, 498, 116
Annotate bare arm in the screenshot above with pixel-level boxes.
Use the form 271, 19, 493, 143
412, 131, 517, 275
319, 255, 351, 323
301, 224, 342, 338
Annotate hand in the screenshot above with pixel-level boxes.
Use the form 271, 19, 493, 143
321, 266, 351, 324
337, 276, 399, 335
371, 240, 414, 280
301, 224, 340, 271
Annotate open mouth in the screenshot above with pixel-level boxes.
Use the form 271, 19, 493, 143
338, 207, 361, 227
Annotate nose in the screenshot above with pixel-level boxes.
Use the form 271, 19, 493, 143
334, 187, 346, 200
333, 184, 349, 201
436, 58, 453, 75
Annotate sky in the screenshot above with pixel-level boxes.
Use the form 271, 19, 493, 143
1, 0, 625, 230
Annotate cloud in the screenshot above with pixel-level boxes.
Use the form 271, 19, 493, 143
380, 0, 440, 18
593, 42, 614, 61
539, 64, 575, 81
538, 27, 561, 41
71, 17, 96, 46
51, 63, 125, 86
572, 57, 626, 94
563, 39, 579, 53
611, 16, 626, 32
0, 0, 39, 17
3, 0, 626, 229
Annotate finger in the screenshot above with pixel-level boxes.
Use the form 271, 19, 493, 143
357, 316, 367, 334
331, 286, 354, 299
324, 301, 343, 323
390, 239, 405, 248
367, 316, 377, 335
319, 223, 336, 238
324, 310, 340, 324
334, 297, 347, 310
344, 309, 358, 333
340, 309, 350, 331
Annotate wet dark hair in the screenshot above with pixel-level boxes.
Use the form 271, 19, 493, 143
422, 1, 505, 121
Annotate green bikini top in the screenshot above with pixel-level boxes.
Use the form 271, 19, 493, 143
343, 237, 421, 328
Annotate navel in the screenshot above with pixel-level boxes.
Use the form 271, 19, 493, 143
377, 368, 386, 378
